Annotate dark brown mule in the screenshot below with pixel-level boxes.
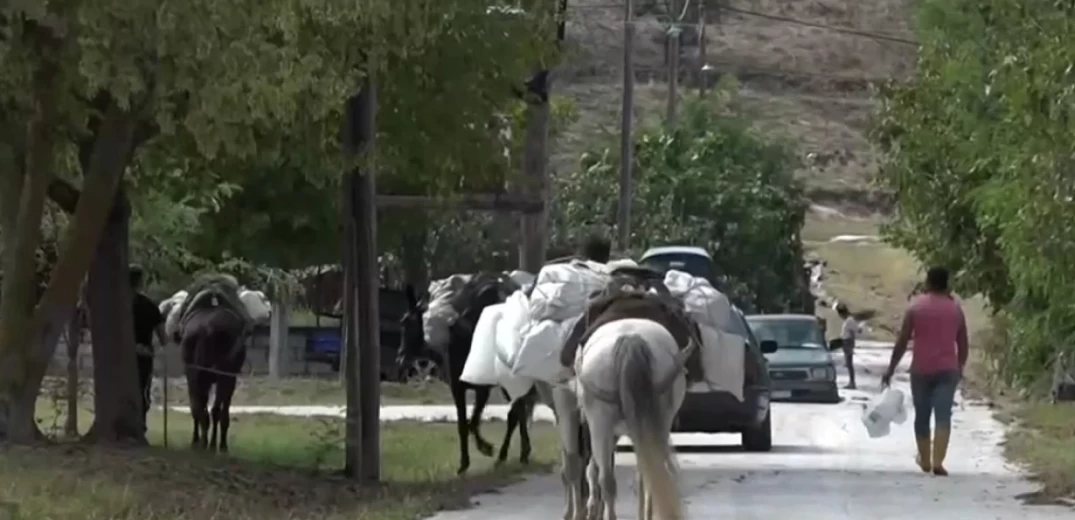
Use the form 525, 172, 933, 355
180, 302, 247, 453
399, 273, 540, 475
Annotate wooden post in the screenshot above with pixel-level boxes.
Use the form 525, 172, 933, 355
341, 69, 380, 481
267, 291, 290, 379
519, 74, 551, 274
618, 0, 635, 251
341, 169, 359, 472
354, 70, 381, 483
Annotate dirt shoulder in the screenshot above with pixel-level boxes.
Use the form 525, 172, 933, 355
963, 348, 1075, 505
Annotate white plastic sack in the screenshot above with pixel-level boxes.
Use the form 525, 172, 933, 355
512, 319, 566, 382
530, 262, 609, 322
664, 269, 736, 332
862, 388, 908, 438
495, 353, 534, 402
163, 291, 189, 340
495, 290, 530, 368
422, 274, 473, 348
507, 270, 536, 290
460, 303, 506, 386
606, 258, 639, 270
697, 324, 745, 401
529, 281, 592, 322
239, 289, 272, 323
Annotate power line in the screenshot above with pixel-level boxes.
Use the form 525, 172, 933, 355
565, 3, 918, 46
720, 6, 917, 46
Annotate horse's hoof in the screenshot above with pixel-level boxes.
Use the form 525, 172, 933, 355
476, 442, 494, 457
520, 456, 530, 465
456, 465, 469, 476
494, 457, 506, 468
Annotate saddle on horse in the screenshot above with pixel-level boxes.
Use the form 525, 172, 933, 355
174, 274, 253, 342
559, 267, 706, 382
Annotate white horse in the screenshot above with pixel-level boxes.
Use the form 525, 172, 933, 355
575, 318, 695, 520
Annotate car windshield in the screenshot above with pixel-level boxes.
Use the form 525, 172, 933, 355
640, 252, 715, 282
748, 318, 825, 349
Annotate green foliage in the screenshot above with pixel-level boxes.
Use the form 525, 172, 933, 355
554, 91, 809, 313
872, 0, 1075, 388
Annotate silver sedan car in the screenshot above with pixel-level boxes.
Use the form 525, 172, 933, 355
746, 314, 841, 404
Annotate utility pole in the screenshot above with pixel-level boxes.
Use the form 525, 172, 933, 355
666, 23, 681, 126
341, 67, 380, 482
698, 0, 708, 94
618, 0, 635, 251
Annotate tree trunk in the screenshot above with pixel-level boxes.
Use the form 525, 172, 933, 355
65, 300, 82, 437
0, 48, 64, 443
84, 188, 144, 444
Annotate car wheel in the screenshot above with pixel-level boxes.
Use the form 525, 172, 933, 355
742, 410, 773, 452
402, 357, 441, 384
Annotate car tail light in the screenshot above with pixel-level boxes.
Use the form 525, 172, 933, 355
744, 350, 758, 384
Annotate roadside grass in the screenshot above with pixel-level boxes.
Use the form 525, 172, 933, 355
38, 376, 471, 409
14, 403, 559, 520
155, 377, 462, 407
962, 323, 1075, 503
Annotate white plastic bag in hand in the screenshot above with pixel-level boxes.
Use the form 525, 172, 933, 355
862, 388, 907, 438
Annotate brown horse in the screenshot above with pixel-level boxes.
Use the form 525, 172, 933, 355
179, 289, 250, 453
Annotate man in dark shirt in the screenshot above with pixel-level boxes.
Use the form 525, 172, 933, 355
130, 265, 166, 427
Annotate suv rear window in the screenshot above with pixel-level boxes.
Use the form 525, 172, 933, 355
640, 253, 715, 283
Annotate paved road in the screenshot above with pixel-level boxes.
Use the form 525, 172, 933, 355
175, 341, 1071, 518
420, 342, 1072, 520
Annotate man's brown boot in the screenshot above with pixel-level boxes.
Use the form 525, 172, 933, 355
915, 435, 932, 473
932, 428, 950, 476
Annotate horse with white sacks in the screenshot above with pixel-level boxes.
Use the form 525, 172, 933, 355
162, 275, 272, 453
399, 272, 540, 475
550, 267, 699, 520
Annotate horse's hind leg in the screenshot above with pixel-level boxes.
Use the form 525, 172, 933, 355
517, 393, 533, 464
451, 382, 472, 475
496, 398, 519, 467
497, 391, 533, 466
187, 371, 210, 450
209, 382, 221, 453
469, 386, 494, 457
215, 374, 239, 454
585, 403, 618, 520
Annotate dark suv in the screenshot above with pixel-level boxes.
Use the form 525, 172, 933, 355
640, 246, 776, 451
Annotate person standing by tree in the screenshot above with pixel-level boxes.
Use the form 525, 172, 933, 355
882, 266, 968, 476
836, 303, 858, 390
130, 265, 167, 431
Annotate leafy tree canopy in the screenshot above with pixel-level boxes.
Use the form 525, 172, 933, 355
872, 0, 1075, 387
553, 86, 809, 313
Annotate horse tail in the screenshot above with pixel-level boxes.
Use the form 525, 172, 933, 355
616, 333, 683, 520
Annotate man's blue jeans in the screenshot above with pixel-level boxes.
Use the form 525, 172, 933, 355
910, 370, 960, 437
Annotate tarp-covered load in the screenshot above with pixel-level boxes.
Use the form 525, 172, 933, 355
461, 260, 751, 402
163, 275, 273, 341
422, 274, 474, 349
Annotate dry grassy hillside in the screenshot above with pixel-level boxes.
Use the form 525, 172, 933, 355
554, 0, 924, 337
554, 0, 916, 213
